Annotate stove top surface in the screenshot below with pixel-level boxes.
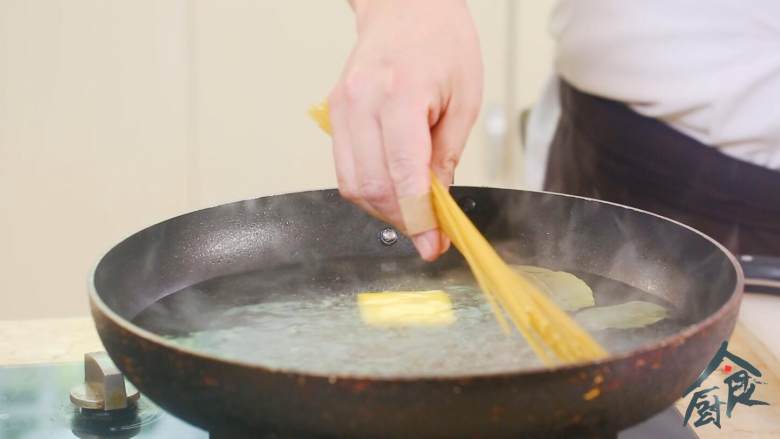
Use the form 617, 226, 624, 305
0, 362, 697, 439
0, 362, 206, 438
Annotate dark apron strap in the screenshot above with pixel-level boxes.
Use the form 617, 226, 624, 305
544, 80, 780, 257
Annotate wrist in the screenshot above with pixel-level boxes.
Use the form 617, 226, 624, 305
349, 0, 384, 29
350, 0, 469, 34
351, 0, 447, 32
349, 0, 389, 33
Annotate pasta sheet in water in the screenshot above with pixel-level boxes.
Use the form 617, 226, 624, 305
513, 266, 669, 330
511, 265, 595, 312
575, 301, 669, 331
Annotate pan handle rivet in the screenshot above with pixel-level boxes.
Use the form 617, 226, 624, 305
379, 227, 398, 246
458, 197, 477, 213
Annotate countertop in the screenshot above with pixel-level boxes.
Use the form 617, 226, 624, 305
1, 294, 779, 438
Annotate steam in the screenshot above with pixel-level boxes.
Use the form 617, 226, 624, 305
493, 189, 734, 331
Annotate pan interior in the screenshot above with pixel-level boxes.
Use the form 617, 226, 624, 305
94, 188, 740, 379
131, 253, 687, 377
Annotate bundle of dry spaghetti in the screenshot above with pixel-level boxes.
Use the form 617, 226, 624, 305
309, 102, 607, 365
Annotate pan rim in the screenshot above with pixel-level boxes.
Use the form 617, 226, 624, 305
88, 186, 744, 382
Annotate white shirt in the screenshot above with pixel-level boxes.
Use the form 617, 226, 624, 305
549, 0, 780, 170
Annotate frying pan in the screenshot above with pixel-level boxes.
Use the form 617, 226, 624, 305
90, 187, 742, 438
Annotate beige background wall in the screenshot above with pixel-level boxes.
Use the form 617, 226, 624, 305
0, 0, 555, 320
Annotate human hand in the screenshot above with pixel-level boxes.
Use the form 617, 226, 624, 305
328, 0, 483, 261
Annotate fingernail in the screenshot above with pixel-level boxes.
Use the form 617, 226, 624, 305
413, 230, 440, 261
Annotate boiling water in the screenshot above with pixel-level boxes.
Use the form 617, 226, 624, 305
132, 258, 686, 377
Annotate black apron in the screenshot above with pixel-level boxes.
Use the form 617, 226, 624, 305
545, 80, 780, 257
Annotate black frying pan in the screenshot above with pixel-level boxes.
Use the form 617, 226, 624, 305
90, 187, 742, 438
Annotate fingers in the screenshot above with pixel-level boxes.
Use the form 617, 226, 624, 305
329, 90, 477, 262
430, 97, 481, 187
347, 101, 405, 228
326, 0, 482, 262
430, 96, 481, 255
330, 82, 444, 261
330, 74, 476, 261
379, 97, 443, 261
327, 92, 388, 223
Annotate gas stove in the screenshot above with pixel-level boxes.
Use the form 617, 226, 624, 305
0, 356, 697, 439
0, 360, 206, 438
0, 363, 204, 439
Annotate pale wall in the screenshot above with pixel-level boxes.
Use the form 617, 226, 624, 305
0, 0, 555, 319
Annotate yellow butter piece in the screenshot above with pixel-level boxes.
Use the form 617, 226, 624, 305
357, 290, 456, 327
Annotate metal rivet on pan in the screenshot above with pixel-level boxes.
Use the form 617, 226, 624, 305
458, 197, 477, 213
379, 227, 398, 246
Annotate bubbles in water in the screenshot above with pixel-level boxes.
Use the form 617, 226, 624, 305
132, 259, 685, 377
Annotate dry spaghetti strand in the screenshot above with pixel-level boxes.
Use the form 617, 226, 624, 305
309, 102, 608, 365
